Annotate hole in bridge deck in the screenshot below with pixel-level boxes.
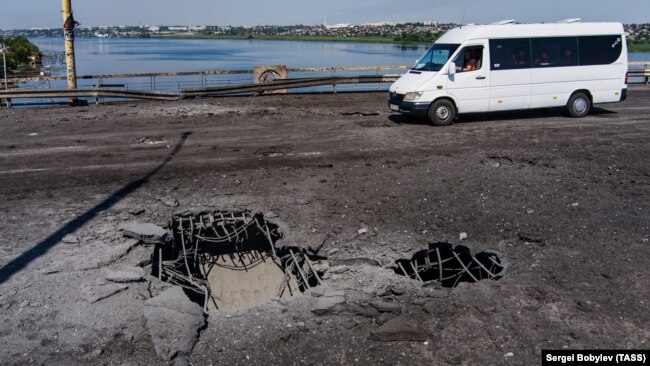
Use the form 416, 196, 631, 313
153, 211, 328, 311
395, 242, 505, 288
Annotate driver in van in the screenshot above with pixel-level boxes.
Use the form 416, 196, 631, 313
458, 49, 478, 72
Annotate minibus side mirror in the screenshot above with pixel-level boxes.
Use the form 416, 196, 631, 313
448, 62, 456, 75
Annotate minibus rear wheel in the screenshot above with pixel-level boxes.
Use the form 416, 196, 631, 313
566, 92, 591, 118
428, 99, 456, 126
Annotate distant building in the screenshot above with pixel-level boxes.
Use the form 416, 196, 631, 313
148, 25, 160, 32
326, 23, 352, 29
168, 26, 189, 32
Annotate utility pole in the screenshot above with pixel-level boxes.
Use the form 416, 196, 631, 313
62, 0, 79, 104
1, 44, 7, 91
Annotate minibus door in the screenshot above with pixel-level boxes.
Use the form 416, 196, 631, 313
446, 44, 489, 113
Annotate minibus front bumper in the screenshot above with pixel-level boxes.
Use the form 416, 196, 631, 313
388, 93, 430, 117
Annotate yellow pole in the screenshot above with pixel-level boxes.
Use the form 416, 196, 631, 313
61, 0, 77, 92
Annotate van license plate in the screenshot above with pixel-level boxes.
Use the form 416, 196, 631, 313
389, 104, 399, 111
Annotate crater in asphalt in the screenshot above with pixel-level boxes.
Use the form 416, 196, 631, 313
153, 211, 328, 311
395, 242, 505, 288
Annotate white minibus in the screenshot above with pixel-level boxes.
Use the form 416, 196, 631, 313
388, 21, 628, 125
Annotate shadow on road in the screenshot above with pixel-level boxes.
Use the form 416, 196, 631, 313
0, 132, 193, 286
388, 107, 617, 125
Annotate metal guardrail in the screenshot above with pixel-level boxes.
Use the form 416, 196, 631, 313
629, 62, 650, 84
1, 65, 408, 107
0, 74, 402, 107
2, 62, 648, 107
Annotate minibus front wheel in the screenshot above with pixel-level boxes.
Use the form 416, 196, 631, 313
428, 99, 456, 126
566, 92, 592, 118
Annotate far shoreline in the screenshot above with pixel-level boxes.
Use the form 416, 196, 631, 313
147, 34, 650, 52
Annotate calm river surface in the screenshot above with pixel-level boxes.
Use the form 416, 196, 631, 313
30, 38, 429, 75
25, 37, 650, 92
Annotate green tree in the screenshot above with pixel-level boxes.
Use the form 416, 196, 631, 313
0, 36, 41, 76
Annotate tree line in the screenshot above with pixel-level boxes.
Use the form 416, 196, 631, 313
0, 36, 41, 76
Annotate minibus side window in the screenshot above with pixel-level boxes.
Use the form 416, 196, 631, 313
578, 35, 623, 66
489, 38, 531, 70
531, 37, 579, 68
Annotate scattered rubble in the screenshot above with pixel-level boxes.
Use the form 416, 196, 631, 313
311, 291, 347, 316
118, 222, 168, 244
105, 268, 146, 283
61, 234, 80, 244
144, 287, 206, 361
369, 316, 430, 342
81, 284, 129, 304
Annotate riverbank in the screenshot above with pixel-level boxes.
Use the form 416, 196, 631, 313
151, 34, 400, 44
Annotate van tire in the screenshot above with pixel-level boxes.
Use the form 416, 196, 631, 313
566, 92, 591, 118
428, 99, 456, 126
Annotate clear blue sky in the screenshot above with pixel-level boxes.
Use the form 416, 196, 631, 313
1, 0, 648, 29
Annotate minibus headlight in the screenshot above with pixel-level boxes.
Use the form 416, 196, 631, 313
404, 92, 424, 101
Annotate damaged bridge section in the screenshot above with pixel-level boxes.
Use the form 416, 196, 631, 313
154, 211, 327, 311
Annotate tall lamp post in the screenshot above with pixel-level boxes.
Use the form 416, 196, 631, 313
62, 0, 80, 105
1, 44, 7, 91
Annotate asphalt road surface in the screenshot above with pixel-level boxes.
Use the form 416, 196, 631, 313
0, 88, 648, 365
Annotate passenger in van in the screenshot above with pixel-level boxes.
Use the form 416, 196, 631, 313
535, 50, 551, 66
511, 47, 528, 66
559, 47, 575, 65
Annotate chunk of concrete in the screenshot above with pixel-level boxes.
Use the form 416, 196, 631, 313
369, 301, 402, 314
105, 269, 145, 283
347, 303, 380, 318
118, 222, 168, 244
330, 257, 381, 267
72, 239, 140, 271
311, 295, 346, 316
328, 265, 350, 274
62, 234, 79, 244
81, 284, 128, 303
144, 287, 205, 361
369, 316, 430, 342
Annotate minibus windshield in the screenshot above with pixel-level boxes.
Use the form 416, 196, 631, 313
413, 44, 461, 72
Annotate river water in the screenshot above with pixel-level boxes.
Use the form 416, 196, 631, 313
25, 37, 650, 92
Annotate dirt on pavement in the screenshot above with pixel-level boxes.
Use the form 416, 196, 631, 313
0, 89, 648, 365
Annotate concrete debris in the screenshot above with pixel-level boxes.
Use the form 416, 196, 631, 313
105, 269, 145, 283
62, 234, 80, 244
128, 208, 145, 216
327, 248, 340, 256
357, 228, 368, 235
347, 303, 380, 318
330, 257, 381, 267
158, 196, 179, 207
81, 284, 128, 303
174, 357, 191, 366
311, 292, 346, 316
118, 222, 168, 244
369, 316, 431, 342
307, 234, 329, 255
369, 301, 402, 314
375, 312, 399, 326
459, 232, 468, 240
73, 239, 140, 271
144, 287, 205, 361
328, 265, 350, 274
